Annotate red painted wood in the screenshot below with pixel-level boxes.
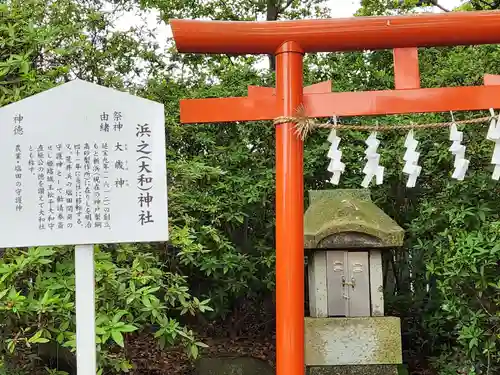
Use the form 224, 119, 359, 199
171, 11, 500, 54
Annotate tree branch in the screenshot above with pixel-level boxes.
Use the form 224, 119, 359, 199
410, 0, 451, 12
429, 0, 450, 12
280, 0, 294, 13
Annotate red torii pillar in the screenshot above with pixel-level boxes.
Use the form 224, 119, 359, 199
170, 11, 500, 375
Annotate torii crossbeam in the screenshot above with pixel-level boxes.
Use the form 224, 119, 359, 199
170, 10, 500, 375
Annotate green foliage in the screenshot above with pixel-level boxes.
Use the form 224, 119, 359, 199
0, 0, 205, 372
405, 175, 500, 374
3, 0, 500, 373
0, 0, 164, 107
428, 223, 499, 374
353, 1, 500, 373
0, 244, 208, 373
149, 65, 279, 319
141, 0, 329, 21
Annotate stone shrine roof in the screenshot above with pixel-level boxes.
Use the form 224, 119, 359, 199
304, 189, 404, 249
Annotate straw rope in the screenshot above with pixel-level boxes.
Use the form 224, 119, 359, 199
272, 104, 493, 140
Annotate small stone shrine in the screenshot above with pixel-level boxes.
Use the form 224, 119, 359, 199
304, 189, 404, 375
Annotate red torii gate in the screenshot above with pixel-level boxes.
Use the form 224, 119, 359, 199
170, 10, 500, 375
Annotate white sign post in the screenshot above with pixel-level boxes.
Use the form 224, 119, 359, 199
0, 79, 169, 375
75, 244, 97, 375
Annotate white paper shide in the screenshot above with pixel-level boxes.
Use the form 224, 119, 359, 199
361, 132, 384, 188
449, 122, 469, 181
402, 130, 421, 188
487, 109, 500, 180
327, 129, 345, 185
0, 79, 169, 248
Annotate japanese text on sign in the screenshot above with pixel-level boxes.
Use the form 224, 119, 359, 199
0, 79, 168, 248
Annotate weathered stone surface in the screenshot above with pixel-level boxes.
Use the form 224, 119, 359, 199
304, 317, 402, 366
195, 357, 274, 375
308, 250, 328, 317
304, 189, 404, 249
307, 365, 399, 375
369, 250, 384, 316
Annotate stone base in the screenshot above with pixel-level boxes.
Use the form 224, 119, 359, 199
305, 317, 402, 366
307, 365, 399, 375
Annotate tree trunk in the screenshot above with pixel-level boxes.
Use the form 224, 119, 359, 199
266, 0, 279, 71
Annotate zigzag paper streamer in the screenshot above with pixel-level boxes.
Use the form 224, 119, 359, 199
327, 129, 345, 185
449, 121, 469, 181
402, 130, 421, 188
487, 109, 500, 180
361, 132, 384, 188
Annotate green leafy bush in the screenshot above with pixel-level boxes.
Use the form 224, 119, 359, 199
3, 0, 500, 374
409, 201, 500, 374
0, 244, 210, 373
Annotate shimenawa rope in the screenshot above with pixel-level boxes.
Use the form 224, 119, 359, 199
272, 104, 493, 140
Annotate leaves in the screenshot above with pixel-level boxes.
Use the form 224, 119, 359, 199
111, 331, 125, 348
27, 330, 49, 344
0, 243, 204, 372
3, 0, 500, 374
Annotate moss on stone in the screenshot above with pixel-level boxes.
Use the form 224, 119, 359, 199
307, 365, 399, 375
304, 317, 402, 366
309, 189, 371, 204
304, 189, 404, 249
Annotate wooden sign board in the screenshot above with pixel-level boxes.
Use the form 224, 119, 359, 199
0, 79, 169, 375
0, 79, 169, 248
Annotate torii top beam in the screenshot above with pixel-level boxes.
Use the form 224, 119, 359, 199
170, 11, 500, 55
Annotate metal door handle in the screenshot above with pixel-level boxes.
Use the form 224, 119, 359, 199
342, 275, 356, 288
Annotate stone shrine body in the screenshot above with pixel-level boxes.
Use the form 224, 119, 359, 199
304, 189, 404, 375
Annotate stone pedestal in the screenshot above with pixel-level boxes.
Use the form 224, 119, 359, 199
307, 365, 398, 375
303, 189, 404, 375
304, 317, 401, 366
